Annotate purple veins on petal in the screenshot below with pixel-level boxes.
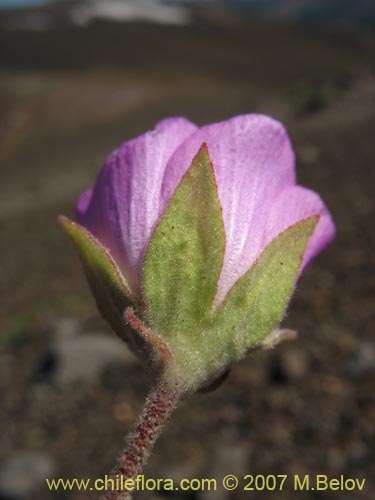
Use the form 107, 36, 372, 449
76, 117, 197, 295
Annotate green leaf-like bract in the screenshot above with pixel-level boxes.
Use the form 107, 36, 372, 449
60, 216, 173, 370
143, 144, 225, 331
211, 216, 318, 364
59, 216, 137, 342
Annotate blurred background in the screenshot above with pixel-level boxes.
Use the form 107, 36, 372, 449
0, 1, 374, 499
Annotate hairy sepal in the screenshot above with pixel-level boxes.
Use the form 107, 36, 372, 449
59, 216, 172, 370
198, 216, 319, 389
143, 144, 225, 389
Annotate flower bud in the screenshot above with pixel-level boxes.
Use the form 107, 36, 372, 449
60, 115, 335, 392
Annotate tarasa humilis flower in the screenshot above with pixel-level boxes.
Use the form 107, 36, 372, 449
60, 114, 335, 500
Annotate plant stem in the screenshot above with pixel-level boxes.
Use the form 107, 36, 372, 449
101, 381, 181, 500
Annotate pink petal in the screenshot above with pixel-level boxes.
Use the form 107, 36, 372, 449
76, 187, 93, 218
263, 185, 336, 271
162, 114, 296, 304
76, 117, 198, 293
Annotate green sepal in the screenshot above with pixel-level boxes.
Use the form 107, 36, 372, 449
59, 216, 137, 343
60, 216, 174, 372
213, 216, 319, 359
143, 144, 225, 337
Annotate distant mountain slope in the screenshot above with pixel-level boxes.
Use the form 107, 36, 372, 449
225, 0, 375, 31
1, 0, 375, 31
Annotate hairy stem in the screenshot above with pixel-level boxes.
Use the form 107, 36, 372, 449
101, 381, 181, 500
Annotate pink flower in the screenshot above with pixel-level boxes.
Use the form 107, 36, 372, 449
61, 114, 337, 495
76, 114, 335, 305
